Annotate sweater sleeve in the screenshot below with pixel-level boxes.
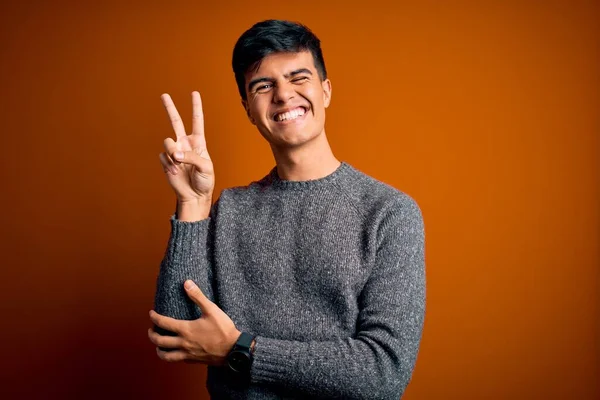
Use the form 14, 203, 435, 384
153, 200, 218, 337
249, 196, 426, 400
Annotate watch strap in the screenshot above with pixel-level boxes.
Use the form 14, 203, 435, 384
235, 331, 254, 350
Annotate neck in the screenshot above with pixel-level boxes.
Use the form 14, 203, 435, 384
270, 131, 340, 181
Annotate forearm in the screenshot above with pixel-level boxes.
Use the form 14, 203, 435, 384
154, 214, 215, 322
250, 314, 424, 400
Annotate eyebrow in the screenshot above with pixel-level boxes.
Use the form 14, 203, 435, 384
247, 68, 313, 92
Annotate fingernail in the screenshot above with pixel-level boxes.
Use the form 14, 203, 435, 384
184, 280, 195, 290
174, 151, 183, 159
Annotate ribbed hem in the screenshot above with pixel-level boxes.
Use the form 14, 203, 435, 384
250, 336, 296, 385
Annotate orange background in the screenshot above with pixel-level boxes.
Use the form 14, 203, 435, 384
1, 0, 598, 399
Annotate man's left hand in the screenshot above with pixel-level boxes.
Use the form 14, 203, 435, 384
148, 280, 240, 365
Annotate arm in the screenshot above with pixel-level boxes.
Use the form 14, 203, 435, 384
153, 199, 218, 333
154, 90, 217, 324
250, 197, 426, 400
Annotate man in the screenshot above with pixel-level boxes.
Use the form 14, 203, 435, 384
148, 19, 425, 399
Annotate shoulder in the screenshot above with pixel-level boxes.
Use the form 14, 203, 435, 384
335, 162, 423, 224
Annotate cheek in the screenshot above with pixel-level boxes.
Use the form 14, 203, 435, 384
311, 85, 327, 105
248, 99, 268, 122
296, 87, 320, 113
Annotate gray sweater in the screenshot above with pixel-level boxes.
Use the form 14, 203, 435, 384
154, 161, 426, 399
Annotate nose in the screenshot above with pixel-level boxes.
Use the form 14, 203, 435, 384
272, 81, 295, 104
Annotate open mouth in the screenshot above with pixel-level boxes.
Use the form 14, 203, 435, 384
273, 106, 309, 123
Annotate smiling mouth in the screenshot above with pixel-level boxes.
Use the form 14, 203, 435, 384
273, 106, 308, 122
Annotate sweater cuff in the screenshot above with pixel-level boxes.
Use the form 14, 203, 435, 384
250, 336, 297, 385
165, 214, 211, 262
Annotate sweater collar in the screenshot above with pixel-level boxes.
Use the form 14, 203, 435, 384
266, 161, 352, 190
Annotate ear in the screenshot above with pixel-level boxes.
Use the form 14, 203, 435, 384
241, 99, 256, 125
321, 79, 332, 108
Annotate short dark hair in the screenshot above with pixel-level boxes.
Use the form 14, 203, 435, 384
232, 20, 327, 100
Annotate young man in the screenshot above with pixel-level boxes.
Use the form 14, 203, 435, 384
148, 20, 425, 399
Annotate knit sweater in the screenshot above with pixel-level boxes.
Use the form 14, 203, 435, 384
154, 161, 426, 400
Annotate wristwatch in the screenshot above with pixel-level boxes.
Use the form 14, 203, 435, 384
227, 332, 256, 374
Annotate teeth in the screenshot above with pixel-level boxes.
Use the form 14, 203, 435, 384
276, 107, 306, 121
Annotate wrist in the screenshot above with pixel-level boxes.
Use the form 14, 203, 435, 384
228, 329, 242, 351
226, 331, 256, 374
176, 197, 212, 222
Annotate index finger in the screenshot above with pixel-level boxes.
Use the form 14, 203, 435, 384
191, 91, 206, 147
149, 310, 183, 335
161, 93, 187, 139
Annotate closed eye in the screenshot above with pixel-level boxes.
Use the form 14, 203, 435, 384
292, 76, 309, 83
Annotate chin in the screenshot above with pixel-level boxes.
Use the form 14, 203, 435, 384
275, 130, 322, 148
258, 122, 324, 148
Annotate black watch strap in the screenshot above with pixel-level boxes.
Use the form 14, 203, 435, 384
234, 332, 254, 350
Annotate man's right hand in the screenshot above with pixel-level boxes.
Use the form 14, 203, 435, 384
159, 91, 215, 219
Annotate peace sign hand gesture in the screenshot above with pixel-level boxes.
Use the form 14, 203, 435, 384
159, 91, 215, 207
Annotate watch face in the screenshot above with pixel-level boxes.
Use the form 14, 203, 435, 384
228, 351, 251, 373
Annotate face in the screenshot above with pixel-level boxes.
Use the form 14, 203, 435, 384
242, 51, 332, 148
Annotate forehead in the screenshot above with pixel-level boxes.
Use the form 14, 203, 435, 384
245, 51, 316, 79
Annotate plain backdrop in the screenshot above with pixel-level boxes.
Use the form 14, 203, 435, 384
0, 0, 598, 399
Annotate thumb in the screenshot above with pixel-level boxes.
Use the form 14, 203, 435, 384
184, 280, 212, 313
